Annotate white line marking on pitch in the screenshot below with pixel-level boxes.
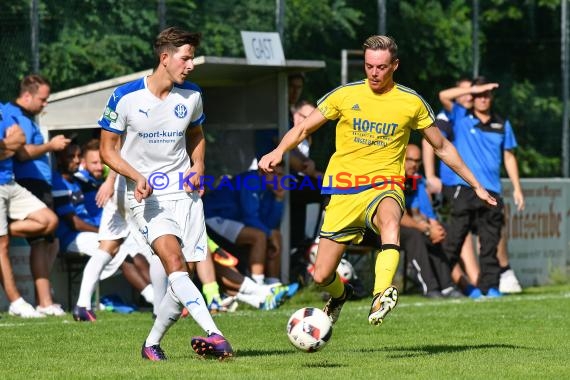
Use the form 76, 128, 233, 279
354, 292, 570, 311
0, 320, 72, 328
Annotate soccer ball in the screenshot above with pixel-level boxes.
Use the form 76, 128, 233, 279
337, 258, 356, 283
286, 307, 332, 352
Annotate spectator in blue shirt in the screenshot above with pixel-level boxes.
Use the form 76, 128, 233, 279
439, 77, 525, 297
425, 77, 524, 296
0, 103, 58, 318
423, 77, 484, 295
204, 164, 285, 285
74, 139, 105, 225
4, 75, 71, 316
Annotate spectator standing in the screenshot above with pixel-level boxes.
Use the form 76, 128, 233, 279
423, 77, 483, 296
3, 74, 69, 316
0, 104, 58, 318
439, 77, 525, 297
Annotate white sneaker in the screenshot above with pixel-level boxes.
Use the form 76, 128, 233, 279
220, 296, 239, 312
9, 300, 46, 318
499, 269, 523, 294
36, 304, 67, 317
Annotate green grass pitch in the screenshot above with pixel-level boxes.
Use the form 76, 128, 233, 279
1, 284, 569, 379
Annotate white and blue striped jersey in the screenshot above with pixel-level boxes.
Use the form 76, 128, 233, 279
98, 76, 205, 199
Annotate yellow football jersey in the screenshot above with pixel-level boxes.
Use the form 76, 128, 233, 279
317, 79, 434, 194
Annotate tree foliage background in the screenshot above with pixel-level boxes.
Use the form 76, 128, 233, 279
0, 0, 564, 176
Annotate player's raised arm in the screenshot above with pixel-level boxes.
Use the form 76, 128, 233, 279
258, 108, 327, 173
439, 82, 499, 112
421, 124, 497, 207
100, 129, 152, 202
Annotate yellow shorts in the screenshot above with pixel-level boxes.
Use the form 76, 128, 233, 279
320, 186, 405, 244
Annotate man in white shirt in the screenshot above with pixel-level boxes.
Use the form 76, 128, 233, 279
99, 27, 232, 361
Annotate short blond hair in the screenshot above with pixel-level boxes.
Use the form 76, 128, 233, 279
362, 35, 398, 61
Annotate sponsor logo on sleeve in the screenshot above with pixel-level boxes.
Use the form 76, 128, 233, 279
103, 106, 118, 122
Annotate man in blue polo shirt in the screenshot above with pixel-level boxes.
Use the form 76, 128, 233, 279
3, 74, 71, 316
423, 77, 491, 298
0, 103, 58, 318
440, 77, 525, 297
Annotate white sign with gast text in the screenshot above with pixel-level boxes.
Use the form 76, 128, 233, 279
241, 31, 285, 66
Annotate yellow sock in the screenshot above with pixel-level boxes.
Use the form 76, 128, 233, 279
319, 273, 345, 299
373, 248, 400, 295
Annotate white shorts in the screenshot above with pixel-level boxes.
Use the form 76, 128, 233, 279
0, 181, 47, 235
98, 176, 129, 241
65, 232, 128, 280
98, 176, 152, 260
129, 192, 207, 262
205, 217, 245, 243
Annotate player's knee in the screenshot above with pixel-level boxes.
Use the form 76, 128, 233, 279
99, 240, 121, 256
249, 229, 266, 244
380, 217, 399, 232
0, 235, 9, 250
312, 267, 333, 285
36, 208, 58, 234
162, 254, 186, 273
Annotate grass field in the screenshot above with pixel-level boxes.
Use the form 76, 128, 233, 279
1, 284, 570, 379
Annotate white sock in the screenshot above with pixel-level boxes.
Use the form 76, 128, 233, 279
141, 284, 154, 304
168, 271, 221, 336
149, 255, 167, 316
145, 286, 182, 347
251, 273, 265, 285
235, 292, 265, 309
76, 249, 112, 308
239, 277, 275, 300
239, 277, 259, 295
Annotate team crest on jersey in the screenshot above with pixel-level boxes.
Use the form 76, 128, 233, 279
174, 104, 188, 119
